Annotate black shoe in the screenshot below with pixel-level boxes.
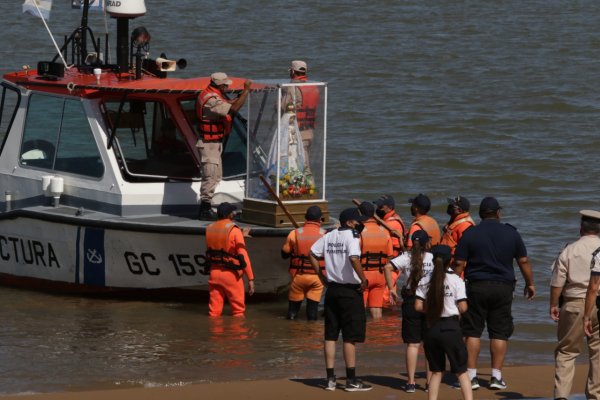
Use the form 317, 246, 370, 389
198, 202, 216, 220
345, 379, 373, 392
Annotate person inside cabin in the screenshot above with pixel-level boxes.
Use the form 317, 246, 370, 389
196, 72, 252, 220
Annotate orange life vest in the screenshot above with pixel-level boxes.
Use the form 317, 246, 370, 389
205, 219, 244, 270
413, 215, 441, 245
196, 85, 233, 142
360, 220, 391, 271
384, 211, 406, 256
441, 213, 475, 249
290, 221, 325, 274
294, 76, 320, 130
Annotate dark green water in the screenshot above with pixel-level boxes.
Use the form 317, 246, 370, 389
0, 0, 598, 394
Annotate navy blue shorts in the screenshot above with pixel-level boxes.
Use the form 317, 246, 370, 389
401, 295, 427, 344
424, 316, 468, 373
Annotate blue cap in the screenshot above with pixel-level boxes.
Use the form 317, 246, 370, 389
305, 205, 322, 221
430, 244, 452, 264
339, 207, 369, 225
479, 197, 502, 213
373, 194, 395, 208
411, 229, 430, 245
217, 202, 237, 218
409, 194, 431, 213
358, 201, 375, 218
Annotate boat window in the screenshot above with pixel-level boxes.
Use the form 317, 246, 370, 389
20, 94, 104, 178
180, 98, 247, 180
0, 84, 21, 156
105, 100, 198, 179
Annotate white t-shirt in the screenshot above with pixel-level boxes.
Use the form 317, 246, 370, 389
310, 228, 361, 284
415, 270, 467, 317
389, 251, 434, 291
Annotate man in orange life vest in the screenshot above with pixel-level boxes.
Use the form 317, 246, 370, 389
281, 205, 326, 320
358, 201, 393, 319
283, 60, 320, 171
205, 202, 255, 317
373, 195, 406, 304
440, 196, 474, 254
406, 193, 441, 249
196, 72, 252, 219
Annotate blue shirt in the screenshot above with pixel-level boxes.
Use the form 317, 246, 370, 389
454, 219, 527, 282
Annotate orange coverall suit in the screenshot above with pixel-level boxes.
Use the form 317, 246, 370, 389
282, 221, 325, 303
206, 219, 254, 317
382, 210, 406, 304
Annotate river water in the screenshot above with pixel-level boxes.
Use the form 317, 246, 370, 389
0, 0, 599, 395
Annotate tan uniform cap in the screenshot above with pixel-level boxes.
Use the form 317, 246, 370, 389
290, 60, 307, 72
580, 209, 600, 223
210, 72, 233, 86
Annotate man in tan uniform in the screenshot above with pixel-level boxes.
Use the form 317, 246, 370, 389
196, 72, 251, 219
550, 210, 600, 400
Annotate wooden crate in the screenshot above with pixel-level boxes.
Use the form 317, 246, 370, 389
241, 199, 330, 228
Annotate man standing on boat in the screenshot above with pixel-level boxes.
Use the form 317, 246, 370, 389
551, 210, 600, 400
309, 208, 372, 392
282, 60, 319, 172
281, 205, 326, 320
454, 197, 535, 390
205, 202, 255, 317
440, 196, 474, 256
406, 194, 441, 249
197, 72, 252, 219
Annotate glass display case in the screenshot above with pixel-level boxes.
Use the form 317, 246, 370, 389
242, 80, 329, 227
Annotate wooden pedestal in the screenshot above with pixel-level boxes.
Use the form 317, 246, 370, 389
241, 199, 330, 228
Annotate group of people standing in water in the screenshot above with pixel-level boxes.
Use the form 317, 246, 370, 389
203, 193, 600, 399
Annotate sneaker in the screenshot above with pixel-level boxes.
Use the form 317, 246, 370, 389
489, 377, 507, 390
424, 384, 429, 392
345, 378, 373, 392
404, 383, 416, 393
325, 376, 336, 391
471, 377, 480, 390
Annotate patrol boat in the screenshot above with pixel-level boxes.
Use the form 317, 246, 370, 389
0, 0, 329, 299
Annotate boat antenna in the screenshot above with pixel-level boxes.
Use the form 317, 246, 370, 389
31, 0, 71, 69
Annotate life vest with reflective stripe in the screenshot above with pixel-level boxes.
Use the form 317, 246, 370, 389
413, 215, 441, 246
205, 219, 244, 270
360, 220, 391, 272
294, 76, 320, 130
384, 211, 406, 256
196, 85, 232, 142
441, 214, 475, 249
290, 222, 325, 274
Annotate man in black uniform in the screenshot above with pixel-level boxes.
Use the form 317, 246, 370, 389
454, 197, 535, 391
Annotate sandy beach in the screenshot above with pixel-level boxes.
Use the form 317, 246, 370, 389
0, 364, 588, 400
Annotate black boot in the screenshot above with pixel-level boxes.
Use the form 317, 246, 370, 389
198, 201, 216, 220
286, 301, 302, 320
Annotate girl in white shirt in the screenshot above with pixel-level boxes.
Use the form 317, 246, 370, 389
415, 245, 472, 400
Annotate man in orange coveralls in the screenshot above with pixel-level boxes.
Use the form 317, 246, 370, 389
281, 205, 326, 320
205, 202, 255, 317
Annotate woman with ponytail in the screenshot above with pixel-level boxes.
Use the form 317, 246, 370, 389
384, 229, 434, 393
415, 245, 472, 400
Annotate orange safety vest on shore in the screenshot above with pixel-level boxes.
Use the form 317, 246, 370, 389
411, 214, 441, 246
196, 85, 232, 142
289, 221, 325, 275
294, 76, 320, 130
384, 211, 406, 256
360, 219, 392, 271
205, 219, 244, 271
440, 212, 475, 249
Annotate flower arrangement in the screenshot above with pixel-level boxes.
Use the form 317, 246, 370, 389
270, 168, 317, 199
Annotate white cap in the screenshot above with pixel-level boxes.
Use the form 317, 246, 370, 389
210, 72, 233, 86
290, 60, 307, 73
580, 210, 600, 222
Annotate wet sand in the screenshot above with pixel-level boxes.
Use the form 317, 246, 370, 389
0, 364, 588, 400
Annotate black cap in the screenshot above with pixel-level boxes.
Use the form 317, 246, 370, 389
305, 205, 323, 221
479, 197, 502, 213
447, 196, 470, 212
430, 244, 452, 264
373, 194, 395, 209
411, 229, 430, 245
339, 207, 369, 225
217, 202, 237, 218
409, 193, 431, 213
358, 201, 375, 218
